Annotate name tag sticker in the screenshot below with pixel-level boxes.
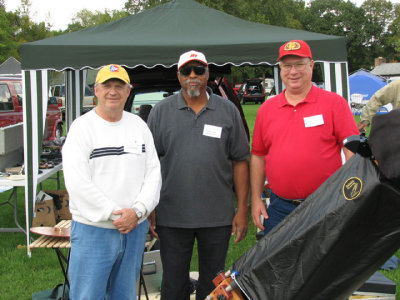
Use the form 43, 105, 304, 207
125, 141, 142, 154
203, 124, 222, 139
304, 114, 324, 128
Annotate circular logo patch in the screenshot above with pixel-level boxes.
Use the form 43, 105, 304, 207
284, 41, 301, 51
343, 177, 363, 200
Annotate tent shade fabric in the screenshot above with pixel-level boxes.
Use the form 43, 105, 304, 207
274, 62, 349, 99
20, 0, 347, 71
64, 70, 87, 130
349, 69, 387, 100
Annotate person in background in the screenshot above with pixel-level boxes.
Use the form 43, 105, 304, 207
147, 50, 250, 300
358, 79, 400, 132
251, 40, 359, 235
62, 64, 161, 299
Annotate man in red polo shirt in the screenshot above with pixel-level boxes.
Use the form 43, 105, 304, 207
251, 40, 358, 235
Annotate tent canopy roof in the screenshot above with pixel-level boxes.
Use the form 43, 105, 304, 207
20, 0, 347, 71
349, 69, 387, 100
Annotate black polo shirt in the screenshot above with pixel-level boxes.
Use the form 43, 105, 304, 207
147, 91, 249, 228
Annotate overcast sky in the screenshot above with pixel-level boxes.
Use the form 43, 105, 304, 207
4, 0, 127, 30
4, 0, 400, 31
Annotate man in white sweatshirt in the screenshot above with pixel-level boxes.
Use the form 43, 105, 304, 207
62, 64, 161, 300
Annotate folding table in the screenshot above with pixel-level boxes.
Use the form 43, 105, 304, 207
0, 163, 62, 234
29, 219, 71, 300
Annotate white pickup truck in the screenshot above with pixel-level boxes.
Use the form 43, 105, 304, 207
50, 84, 95, 119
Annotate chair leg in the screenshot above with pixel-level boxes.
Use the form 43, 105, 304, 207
138, 252, 149, 300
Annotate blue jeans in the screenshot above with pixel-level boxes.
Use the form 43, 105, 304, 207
68, 220, 149, 300
263, 191, 299, 235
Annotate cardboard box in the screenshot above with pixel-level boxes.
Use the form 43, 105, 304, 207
45, 190, 71, 221
32, 191, 57, 227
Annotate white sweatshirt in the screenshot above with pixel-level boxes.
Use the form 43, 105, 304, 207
62, 110, 161, 229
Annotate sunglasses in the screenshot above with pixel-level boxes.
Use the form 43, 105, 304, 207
179, 65, 207, 76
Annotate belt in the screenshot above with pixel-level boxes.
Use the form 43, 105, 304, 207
280, 197, 304, 205
289, 199, 304, 205
272, 191, 304, 206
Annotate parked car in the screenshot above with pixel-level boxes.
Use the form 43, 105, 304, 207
124, 66, 249, 139
264, 78, 275, 96
50, 83, 95, 119
233, 84, 243, 94
130, 86, 180, 120
237, 78, 266, 104
0, 76, 63, 141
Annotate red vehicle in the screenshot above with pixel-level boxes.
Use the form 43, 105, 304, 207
237, 78, 266, 104
0, 76, 63, 141
233, 84, 243, 94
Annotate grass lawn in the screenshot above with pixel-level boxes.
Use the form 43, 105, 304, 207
0, 104, 398, 299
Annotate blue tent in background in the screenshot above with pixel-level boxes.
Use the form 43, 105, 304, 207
349, 69, 387, 100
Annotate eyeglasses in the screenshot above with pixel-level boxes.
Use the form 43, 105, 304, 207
280, 62, 309, 72
179, 66, 207, 76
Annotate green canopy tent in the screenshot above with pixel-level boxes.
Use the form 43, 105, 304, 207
20, 0, 350, 253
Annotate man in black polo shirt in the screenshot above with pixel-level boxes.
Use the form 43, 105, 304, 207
147, 50, 250, 300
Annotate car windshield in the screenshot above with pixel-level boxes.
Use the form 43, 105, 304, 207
134, 91, 174, 101
247, 84, 262, 92
131, 90, 180, 114
14, 82, 23, 98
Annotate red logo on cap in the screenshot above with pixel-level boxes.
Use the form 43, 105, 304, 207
110, 65, 119, 72
284, 42, 301, 51
190, 54, 198, 58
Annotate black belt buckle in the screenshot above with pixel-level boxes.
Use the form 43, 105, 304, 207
292, 199, 303, 205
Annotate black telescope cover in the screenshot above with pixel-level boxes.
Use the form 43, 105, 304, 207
369, 108, 400, 182
232, 155, 400, 300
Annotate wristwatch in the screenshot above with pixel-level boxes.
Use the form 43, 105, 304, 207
133, 208, 143, 219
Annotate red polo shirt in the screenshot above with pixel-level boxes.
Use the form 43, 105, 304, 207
252, 85, 358, 199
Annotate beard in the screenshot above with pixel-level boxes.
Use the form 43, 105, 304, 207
184, 79, 202, 98
186, 89, 200, 98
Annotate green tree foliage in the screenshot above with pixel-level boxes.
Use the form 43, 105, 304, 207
301, 0, 399, 71
15, 9, 50, 44
65, 9, 129, 32
124, 0, 170, 14
0, 7, 20, 62
198, 0, 305, 29
388, 4, 400, 61
361, 0, 395, 64
301, 0, 369, 71
0, 0, 53, 63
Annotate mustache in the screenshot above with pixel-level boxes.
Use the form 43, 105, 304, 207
184, 79, 202, 85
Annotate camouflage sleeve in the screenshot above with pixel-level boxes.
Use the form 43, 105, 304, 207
360, 81, 400, 125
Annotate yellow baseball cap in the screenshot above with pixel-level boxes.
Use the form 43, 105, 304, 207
96, 64, 130, 84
